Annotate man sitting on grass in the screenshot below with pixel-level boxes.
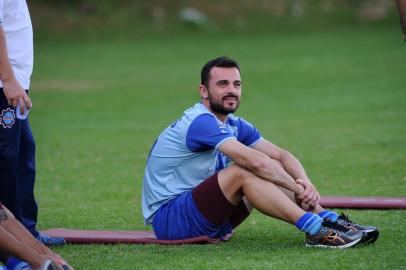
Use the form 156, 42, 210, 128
142, 56, 379, 248
0, 203, 73, 270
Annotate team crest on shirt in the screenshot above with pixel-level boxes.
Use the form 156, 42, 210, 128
217, 121, 229, 134
0, 108, 15, 128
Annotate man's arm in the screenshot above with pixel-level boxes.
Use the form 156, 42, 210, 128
0, 25, 31, 113
218, 139, 304, 196
252, 139, 309, 181
252, 139, 320, 206
0, 205, 72, 270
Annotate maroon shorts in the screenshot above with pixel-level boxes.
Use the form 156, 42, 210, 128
192, 172, 250, 228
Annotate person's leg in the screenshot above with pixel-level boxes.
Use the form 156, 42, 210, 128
192, 168, 320, 234
228, 197, 252, 229
15, 117, 38, 237
271, 159, 379, 243
0, 88, 22, 226
153, 174, 252, 240
15, 104, 65, 246
216, 164, 366, 248
218, 165, 305, 224
154, 164, 365, 247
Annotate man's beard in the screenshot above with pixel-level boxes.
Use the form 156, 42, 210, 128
208, 93, 240, 115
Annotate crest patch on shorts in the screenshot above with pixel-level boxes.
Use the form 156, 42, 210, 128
0, 108, 16, 128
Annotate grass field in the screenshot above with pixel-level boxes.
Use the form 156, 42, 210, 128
26, 24, 406, 269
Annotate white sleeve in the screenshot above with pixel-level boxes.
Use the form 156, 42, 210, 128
0, 0, 4, 23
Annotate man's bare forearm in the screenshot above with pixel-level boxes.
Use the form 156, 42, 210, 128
0, 26, 15, 83
278, 150, 311, 182
219, 140, 304, 194
252, 140, 311, 183
234, 148, 303, 194
243, 151, 304, 194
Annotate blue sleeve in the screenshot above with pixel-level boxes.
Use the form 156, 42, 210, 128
236, 117, 262, 146
186, 114, 234, 152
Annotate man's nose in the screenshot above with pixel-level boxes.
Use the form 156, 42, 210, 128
226, 88, 238, 95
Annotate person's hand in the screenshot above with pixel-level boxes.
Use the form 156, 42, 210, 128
34, 259, 64, 270
2, 78, 32, 114
295, 178, 320, 207
48, 252, 75, 270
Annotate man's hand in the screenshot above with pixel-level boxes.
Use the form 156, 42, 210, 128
3, 78, 32, 114
295, 178, 320, 207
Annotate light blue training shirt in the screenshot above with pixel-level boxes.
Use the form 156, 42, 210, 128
142, 102, 262, 224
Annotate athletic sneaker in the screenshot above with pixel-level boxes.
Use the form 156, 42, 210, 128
37, 233, 66, 246
306, 220, 365, 249
336, 213, 379, 244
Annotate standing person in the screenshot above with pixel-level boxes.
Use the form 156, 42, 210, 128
142, 57, 379, 248
0, 0, 64, 245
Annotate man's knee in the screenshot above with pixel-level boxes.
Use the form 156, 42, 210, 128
218, 165, 261, 205
223, 164, 255, 184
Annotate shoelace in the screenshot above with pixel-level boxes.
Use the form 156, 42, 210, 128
321, 220, 350, 235
338, 213, 356, 225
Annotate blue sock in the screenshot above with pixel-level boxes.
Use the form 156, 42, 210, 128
318, 210, 338, 222
295, 212, 323, 235
6, 258, 30, 270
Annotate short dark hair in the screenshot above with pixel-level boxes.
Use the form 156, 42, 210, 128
200, 57, 240, 87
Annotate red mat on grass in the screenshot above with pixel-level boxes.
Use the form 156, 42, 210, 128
41, 229, 229, 245
42, 196, 406, 245
320, 196, 406, 209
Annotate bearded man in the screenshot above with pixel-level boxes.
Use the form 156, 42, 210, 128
141, 57, 378, 248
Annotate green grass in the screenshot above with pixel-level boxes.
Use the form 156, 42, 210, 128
26, 25, 406, 269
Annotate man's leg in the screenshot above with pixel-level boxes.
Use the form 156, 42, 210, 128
192, 168, 314, 233
228, 197, 252, 229
215, 164, 366, 248
218, 165, 305, 224
15, 117, 38, 237
270, 159, 378, 243
15, 107, 65, 246
0, 88, 22, 228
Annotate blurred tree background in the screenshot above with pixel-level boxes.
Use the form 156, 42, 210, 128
29, 0, 400, 42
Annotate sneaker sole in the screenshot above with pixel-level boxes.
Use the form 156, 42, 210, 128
305, 237, 363, 249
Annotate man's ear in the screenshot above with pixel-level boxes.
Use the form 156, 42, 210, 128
199, 85, 209, 99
